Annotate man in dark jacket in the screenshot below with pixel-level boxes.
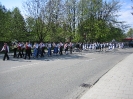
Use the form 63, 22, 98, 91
1, 43, 10, 61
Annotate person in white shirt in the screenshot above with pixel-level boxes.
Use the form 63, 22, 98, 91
53, 42, 58, 55
57, 43, 60, 53
47, 42, 52, 56
21, 42, 25, 58
64, 42, 68, 55
1, 43, 9, 61
40, 42, 45, 57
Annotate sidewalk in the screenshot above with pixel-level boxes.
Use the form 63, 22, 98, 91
80, 53, 133, 99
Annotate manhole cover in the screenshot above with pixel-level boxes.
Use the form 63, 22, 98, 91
80, 83, 92, 88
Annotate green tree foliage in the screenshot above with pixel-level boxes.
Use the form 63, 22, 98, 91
0, 4, 8, 41
77, 0, 125, 43
0, 4, 27, 42
25, 17, 36, 41
0, 0, 127, 43
10, 8, 27, 41
126, 28, 133, 37
3, 11, 12, 41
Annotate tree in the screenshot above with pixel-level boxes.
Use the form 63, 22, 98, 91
22, 0, 126, 43
64, 0, 78, 41
23, 0, 47, 42
9, 7, 27, 41
77, 0, 125, 42
0, 3, 8, 41
126, 28, 133, 37
45, 0, 62, 42
25, 17, 36, 41
0, 3, 27, 42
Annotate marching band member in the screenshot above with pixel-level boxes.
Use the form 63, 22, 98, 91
1, 43, 9, 61
12, 42, 17, 58
59, 42, 63, 55
53, 42, 58, 55
24, 42, 31, 59
33, 42, 38, 58
64, 42, 68, 55
69, 42, 73, 54
47, 42, 52, 56
40, 42, 45, 57
21, 42, 25, 58
17, 42, 22, 58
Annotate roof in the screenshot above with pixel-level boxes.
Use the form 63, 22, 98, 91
123, 37, 133, 40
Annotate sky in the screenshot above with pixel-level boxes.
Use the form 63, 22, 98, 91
0, 0, 133, 32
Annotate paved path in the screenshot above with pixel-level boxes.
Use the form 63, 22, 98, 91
80, 53, 133, 99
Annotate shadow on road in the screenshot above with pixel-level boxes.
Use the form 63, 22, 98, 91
0, 52, 85, 62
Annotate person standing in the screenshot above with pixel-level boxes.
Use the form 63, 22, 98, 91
17, 42, 22, 58
1, 43, 10, 61
47, 42, 52, 56
33, 42, 38, 58
39, 42, 45, 57
41, 42, 45, 57
12, 42, 17, 58
69, 42, 73, 54
21, 42, 25, 58
59, 42, 63, 55
53, 42, 58, 55
64, 42, 68, 55
24, 42, 31, 59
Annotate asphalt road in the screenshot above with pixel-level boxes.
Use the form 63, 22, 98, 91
0, 48, 133, 99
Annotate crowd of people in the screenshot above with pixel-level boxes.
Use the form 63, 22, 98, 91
0, 41, 125, 61
0, 41, 73, 61
81, 42, 124, 51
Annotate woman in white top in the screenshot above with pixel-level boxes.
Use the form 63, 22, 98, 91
47, 42, 52, 56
